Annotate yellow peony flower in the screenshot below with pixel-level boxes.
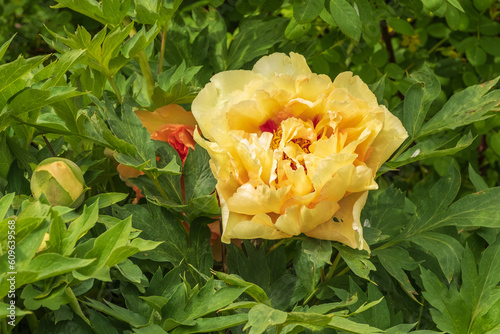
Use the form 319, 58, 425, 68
192, 53, 407, 250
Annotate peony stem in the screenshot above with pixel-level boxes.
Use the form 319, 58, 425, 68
42, 134, 56, 157
96, 281, 106, 301
302, 288, 318, 306
26, 313, 38, 331
265, 239, 286, 254
415, 297, 425, 330
326, 252, 341, 280
106, 73, 123, 105
137, 50, 155, 99
1, 319, 7, 333
158, 24, 168, 74
151, 173, 170, 200
334, 266, 350, 278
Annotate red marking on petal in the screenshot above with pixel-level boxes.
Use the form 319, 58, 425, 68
260, 119, 277, 133
312, 115, 320, 127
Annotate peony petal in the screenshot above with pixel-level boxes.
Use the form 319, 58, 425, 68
135, 104, 196, 134
333, 72, 378, 109
253, 52, 312, 80
307, 152, 357, 190
222, 210, 290, 243
365, 105, 408, 171
305, 191, 369, 250
274, 200, 340, 235
226, 182, 290, 215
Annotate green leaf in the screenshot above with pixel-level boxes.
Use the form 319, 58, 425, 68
172, 314, 248, 334
328, 0, 362, 41
83, 192, 127, 208
362, 186, 407, 245
343, 281, 391, 330
387, 132, 474, 168
327, 316, 383, 333
293, 0, 324, 24
403, 64, 441, 139
164, 278, 247, 329
468, 164, 489, 192
422, 0, 445, 12
146, 265, 183, 298
284, 311, 333, 327
422, 240, 500, 333
445, 5, 461, 30
374, 247, 419, 295
29, 253, 95, 280
0, 193, 15, 220
474, 0, 496, 11
226, 240, 287, 300
408, 232, 464, 282
395, 162, 461, 240
8, 89, 51, 116
157, 62, 201, 94
386, 17, 415, 35
436, 187, 500, 228
384, 63, 404, 80
307, 294, 359, 314
447, 0, 465, 12
368, 75, 386, 105
213, 271, 272, 306
243, 304, 288, 334
116, 258, 143, 283
461, 240, 500, 331
0, 55, 48, 102
0, 134, 13, 179
113, 204, 187, 264
228, 17, 287, 70
285, 17, 311, 40
84, 113, 136, 155
0, 216, 49, 272
101, 0, 131, 26
74, 216, 134, 280
181, 193, 221, 222
294, 239, 330, 295
60, 201, 99, 256
21, 283, 73, 311
105, 100, 157, 167
186, 217, 213, 279
218, 301, 259, 312
185, 281, 248, 320
418, 77, 500, 138
41, 49, 86, 89
112, 24, 160, 74
182, 145, 217, 204
0, 302, 31, 318
303, 239, 332, 268
466, 43, 487, 67
84, 298, 150, 327
0, 35, 16, 62
332, 244, 375, 280
490, 131, 500, 156
52, 0, 107, 25
134, 0, 182, 26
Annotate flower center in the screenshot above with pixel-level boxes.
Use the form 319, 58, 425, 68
269, 127, 312, 153
291, 138, 311, 153
270, 127, 283, 151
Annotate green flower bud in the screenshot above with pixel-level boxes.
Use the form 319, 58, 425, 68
30, 158, 86, 208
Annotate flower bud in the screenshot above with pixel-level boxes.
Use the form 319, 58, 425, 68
30, 158, 86, 208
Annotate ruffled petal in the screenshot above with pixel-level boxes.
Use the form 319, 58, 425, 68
305, 191, 369, 250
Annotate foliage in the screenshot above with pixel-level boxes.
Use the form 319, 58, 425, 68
0, 0, 500, 333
